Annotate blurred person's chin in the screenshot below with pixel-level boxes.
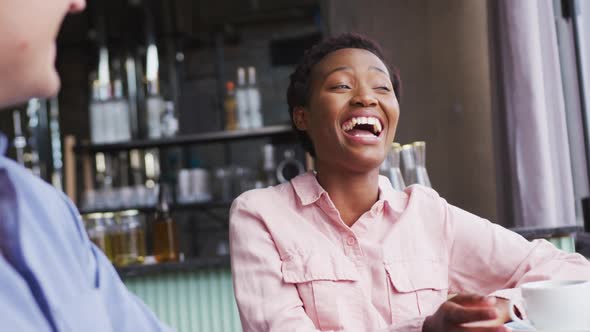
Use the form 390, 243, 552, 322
35, 43, 61, 98
38, 67, 61, 97
0, 66, 60, 108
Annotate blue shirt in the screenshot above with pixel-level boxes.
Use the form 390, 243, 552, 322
0, 132, 172, 332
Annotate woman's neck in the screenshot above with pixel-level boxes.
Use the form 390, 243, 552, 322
315, 164, 380, 227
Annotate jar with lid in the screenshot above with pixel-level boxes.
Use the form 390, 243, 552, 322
83, 213, 113, 261
111, 210, 146, 267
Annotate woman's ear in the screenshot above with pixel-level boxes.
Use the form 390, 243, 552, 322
292, 106, 308, 131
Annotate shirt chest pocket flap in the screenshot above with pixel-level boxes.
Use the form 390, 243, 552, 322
384, 260, 449, 317
281, 251, 361, 331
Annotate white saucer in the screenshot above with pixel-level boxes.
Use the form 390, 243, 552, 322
505, 321, 535, 331
504, 321, 590, 332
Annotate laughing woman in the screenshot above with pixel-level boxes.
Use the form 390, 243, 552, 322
229, 33, 590, 332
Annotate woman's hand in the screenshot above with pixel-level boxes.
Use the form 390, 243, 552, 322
422, 294, 510, 332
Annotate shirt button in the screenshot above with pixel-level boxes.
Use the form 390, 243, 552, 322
346, 237, 356, 246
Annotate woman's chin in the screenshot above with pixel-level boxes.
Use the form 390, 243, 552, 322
335, 154, 385, 175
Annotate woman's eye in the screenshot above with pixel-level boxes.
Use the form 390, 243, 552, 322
376, 86, 391, 91
331, 84, 350, 90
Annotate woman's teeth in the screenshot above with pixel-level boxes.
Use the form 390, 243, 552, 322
341, 116, 383, 136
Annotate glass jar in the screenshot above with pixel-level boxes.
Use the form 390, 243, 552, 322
83, 213, 113, 261
111, 210, 146, 267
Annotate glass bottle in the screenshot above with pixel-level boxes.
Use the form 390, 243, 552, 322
247, 66, 263, 128
413, 141, 432, 187
161, 101, 179, 137
153, 184, 180, 262
235, 67, 250, 130
388, 143, 407, 191
401, 144, 417, 185
89, 79, 105, 144
145, 43, 163, 139
224, 81, 237, 131
112, 77, 132, 142
261, 144, 276, 187
146, 94, 164, 139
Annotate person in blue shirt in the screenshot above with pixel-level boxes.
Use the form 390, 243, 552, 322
0, 1, 171, 331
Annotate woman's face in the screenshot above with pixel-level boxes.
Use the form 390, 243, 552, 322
0, 0, 86, 107
294, 48, 400, 173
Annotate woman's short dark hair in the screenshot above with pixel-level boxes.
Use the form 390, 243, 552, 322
286, 32, 402, 158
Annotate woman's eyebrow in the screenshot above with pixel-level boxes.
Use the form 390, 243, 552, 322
323, 66, 352, 79
369, 66, 388, 76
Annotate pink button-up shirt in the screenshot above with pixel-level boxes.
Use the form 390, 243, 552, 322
229, 172, 590, 332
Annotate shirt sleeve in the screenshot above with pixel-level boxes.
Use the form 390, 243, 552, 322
443, 197, 590, 302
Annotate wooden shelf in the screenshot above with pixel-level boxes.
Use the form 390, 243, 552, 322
74, 125, 296, 153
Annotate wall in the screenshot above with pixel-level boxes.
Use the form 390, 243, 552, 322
323, 0, 499, 224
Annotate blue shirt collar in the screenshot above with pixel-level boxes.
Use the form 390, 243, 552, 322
0, 131, 7, 156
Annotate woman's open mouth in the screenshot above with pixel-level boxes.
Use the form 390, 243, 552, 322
341, 116, 383, 140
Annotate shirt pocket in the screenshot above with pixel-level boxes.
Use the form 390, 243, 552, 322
282, 252, 361, 331
384, 260, 449, 320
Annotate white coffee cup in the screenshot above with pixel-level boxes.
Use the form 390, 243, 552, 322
509, 280, 590, 331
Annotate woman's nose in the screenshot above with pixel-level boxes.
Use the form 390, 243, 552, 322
350, 91, 378, 107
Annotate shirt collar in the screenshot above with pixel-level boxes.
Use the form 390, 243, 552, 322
377, 174, 408, 214
291, 171, 407, 214
0, 131, 7, 156
291, 171, 327, 206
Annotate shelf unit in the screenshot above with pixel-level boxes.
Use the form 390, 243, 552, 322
65, 124, 300, 205
78, 200, 232, 215
74, 124, 295, 153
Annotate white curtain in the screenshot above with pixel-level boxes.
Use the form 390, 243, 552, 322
496, 0, 576, 227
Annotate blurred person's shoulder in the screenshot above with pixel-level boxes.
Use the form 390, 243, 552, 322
0, 154, 81, 231
0, 155, 67, 203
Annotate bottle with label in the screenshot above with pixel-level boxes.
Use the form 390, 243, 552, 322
224, 81, 237, 131
153, 184, 180, 262
413, 141, 432, 187
235, 67, 250, 130
247, 66, 263, 128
